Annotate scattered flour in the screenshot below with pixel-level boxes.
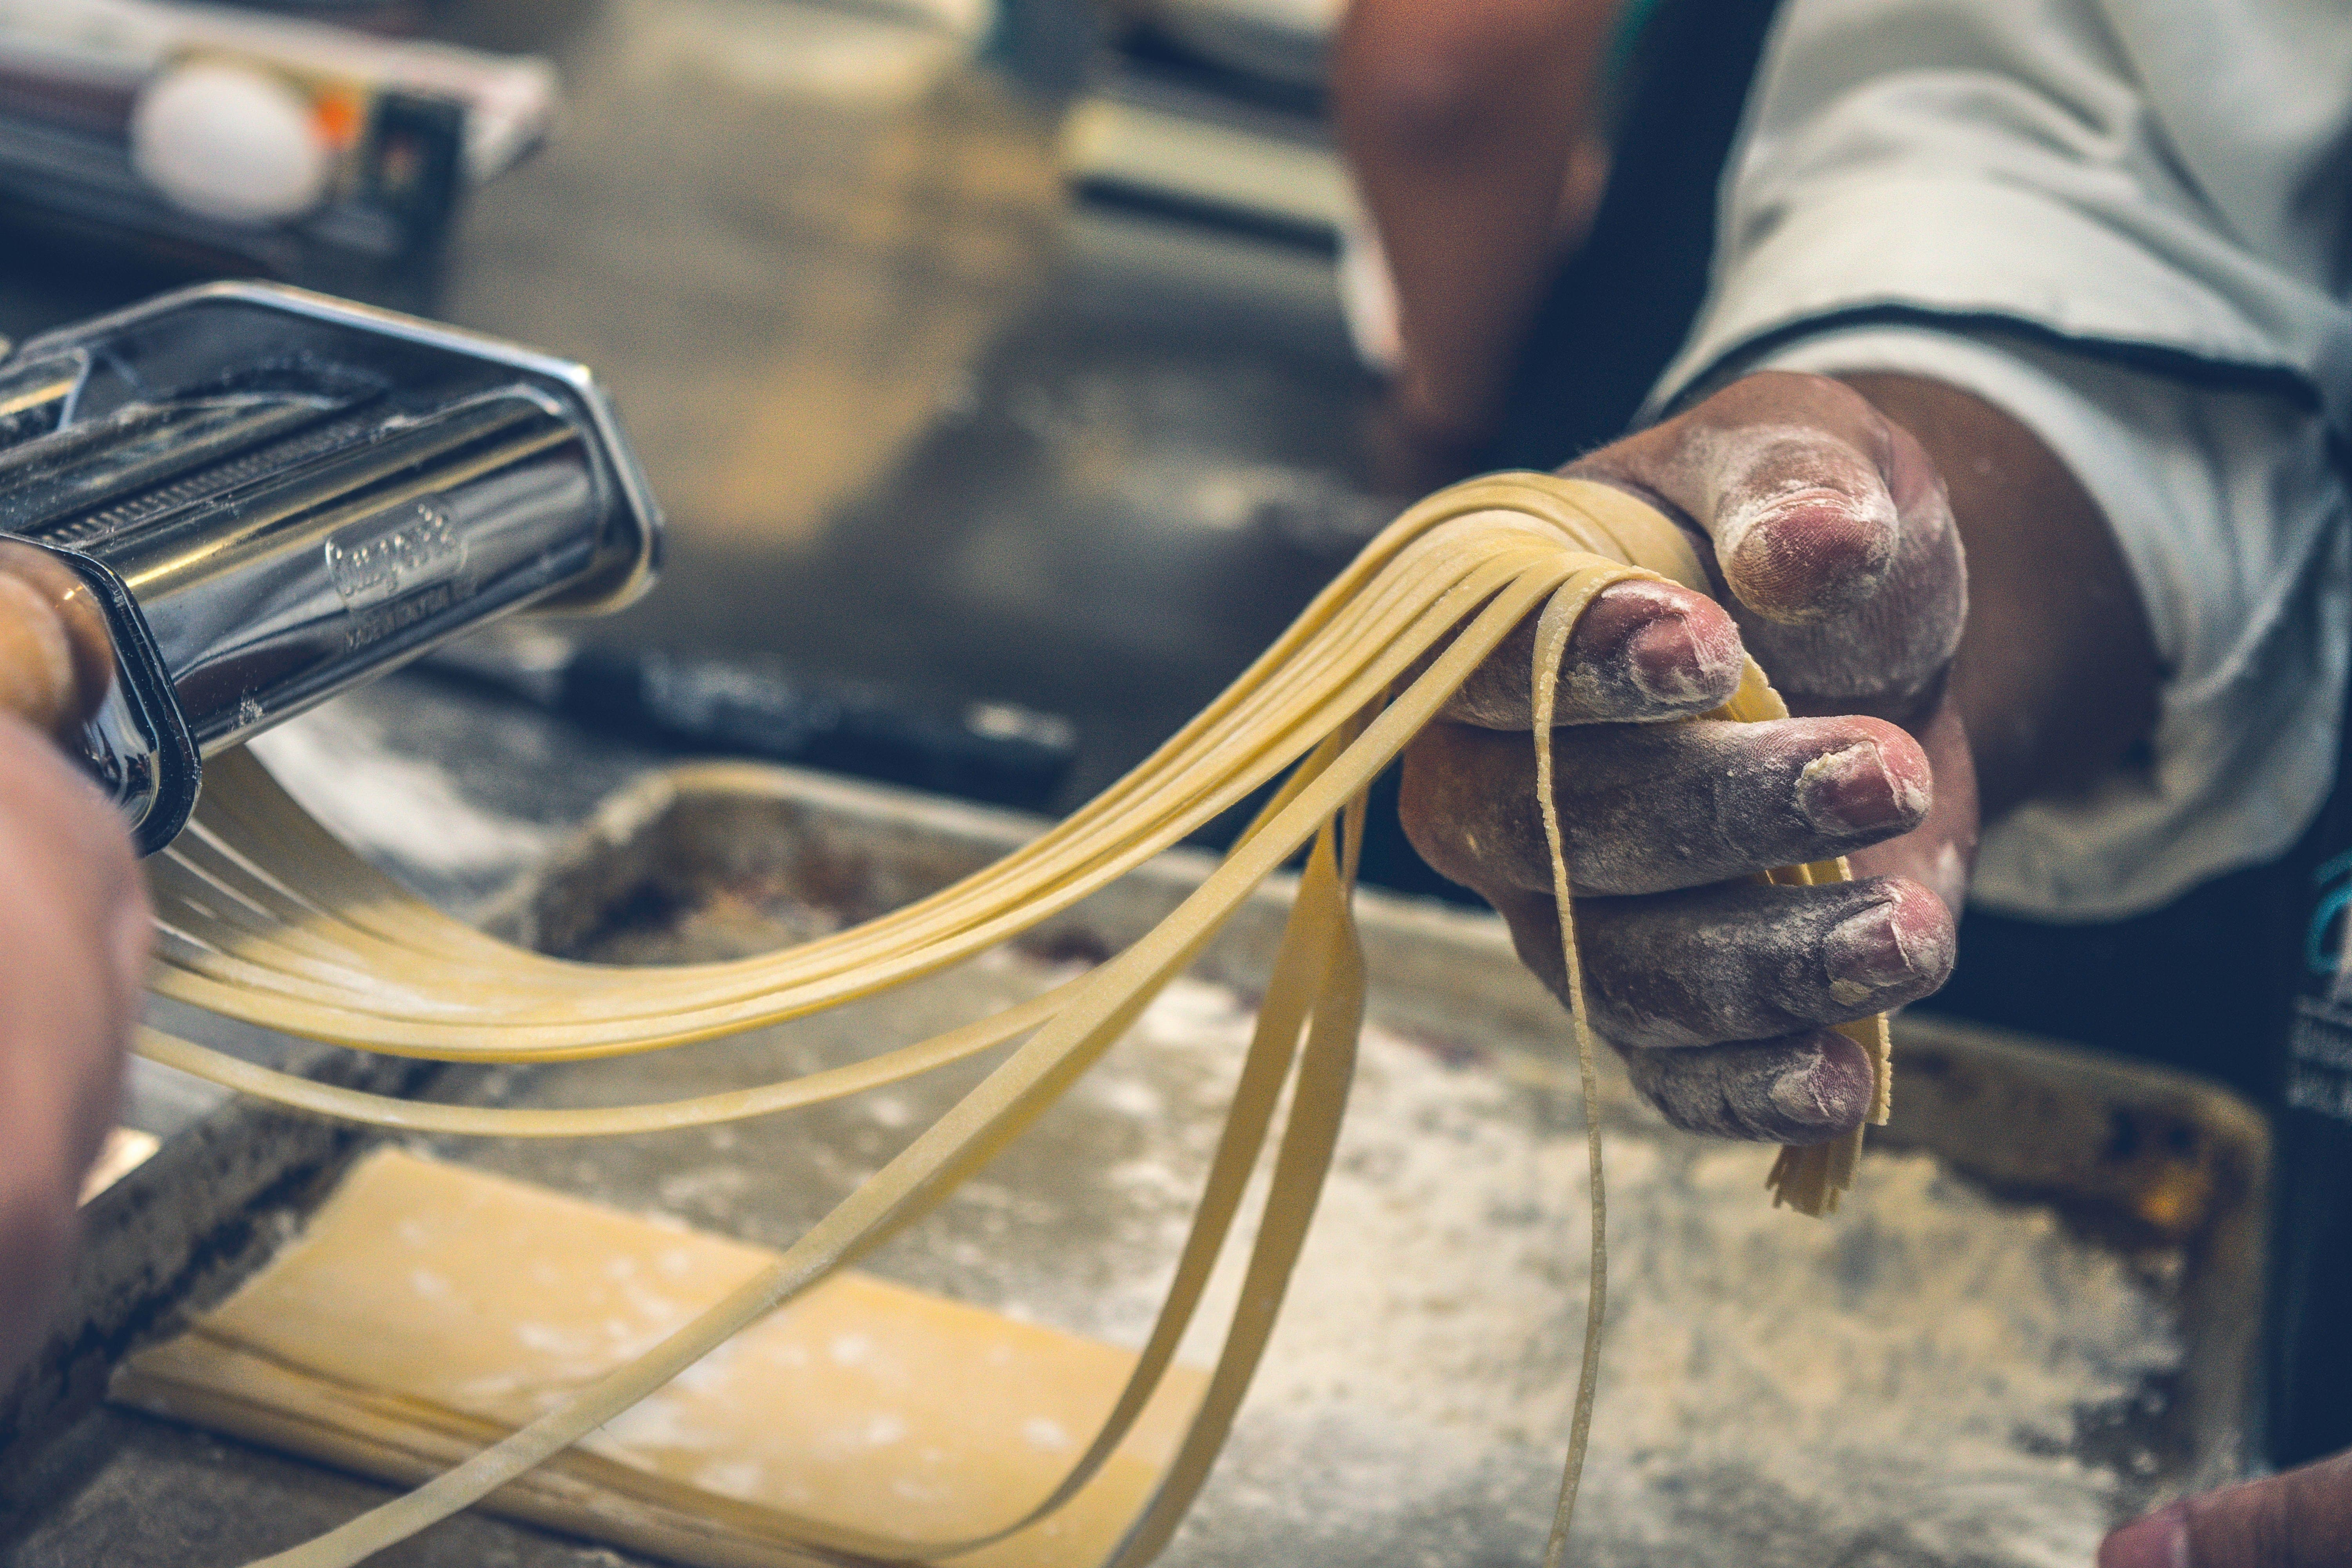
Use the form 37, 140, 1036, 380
464, 950, 2187, 1567
1003, 976, 2182, 1568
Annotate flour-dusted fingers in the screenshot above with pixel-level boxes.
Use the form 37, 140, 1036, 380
1583, 878, 1950, 1045
1447, 371, 1965, 734
1490, 868, 1947, 1147
1399, 713, 1931, 898
1395, 390, 1958, 1157
1438, 576, 1745, 729
1486, 876, 1952, 1047
1619, 1031, 1878, 1145
1571, 370, 1967, 720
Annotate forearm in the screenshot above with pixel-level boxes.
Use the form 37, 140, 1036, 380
1332, 0, 1614, 439
1832, 373, 2161, 822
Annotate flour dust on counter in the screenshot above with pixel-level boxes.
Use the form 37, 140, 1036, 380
431, 948, 2181, 1568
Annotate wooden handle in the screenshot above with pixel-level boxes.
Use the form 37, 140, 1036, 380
0, 541, 114, 741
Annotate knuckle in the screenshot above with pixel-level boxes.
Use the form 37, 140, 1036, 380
1487, 887, 1571, 998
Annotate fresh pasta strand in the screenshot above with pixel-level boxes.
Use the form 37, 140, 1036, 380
134, 473, 1891, 1568
1532, 571, 1615, 1568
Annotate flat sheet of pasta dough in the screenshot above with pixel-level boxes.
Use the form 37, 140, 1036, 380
110, 1149, 1209, 1567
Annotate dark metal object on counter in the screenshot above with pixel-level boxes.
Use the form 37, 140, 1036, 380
427, 631, 1078, 813
0, 281, 661, 851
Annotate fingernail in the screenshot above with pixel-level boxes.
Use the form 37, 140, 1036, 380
1624, 610, 1741, 707
1720, 483, 1898, 621
1628, 1036, 1870, 1144
2098, 1504, 2188, 1568
1766, 1044, 1873, 1139
1823, 902, 1918, 1002
1795, 740, 1914, 833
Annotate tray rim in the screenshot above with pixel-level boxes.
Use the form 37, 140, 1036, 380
493, 759, 2271, 1494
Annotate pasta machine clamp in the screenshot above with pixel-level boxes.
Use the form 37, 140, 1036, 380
0, 282, 662, 852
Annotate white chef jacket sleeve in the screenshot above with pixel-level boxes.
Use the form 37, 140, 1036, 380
1637, 0, 2352, 921
1751, 325, 2348, 922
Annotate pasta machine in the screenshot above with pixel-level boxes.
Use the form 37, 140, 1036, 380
0, 280, 661, 851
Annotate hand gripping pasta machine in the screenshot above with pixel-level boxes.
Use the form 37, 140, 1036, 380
0, 281, 661, 851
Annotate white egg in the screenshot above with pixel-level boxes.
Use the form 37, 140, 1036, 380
130, 60, 334, 224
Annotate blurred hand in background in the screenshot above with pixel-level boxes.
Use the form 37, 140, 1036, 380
1333, 0, 1626, 492
0, 549, 151, 1387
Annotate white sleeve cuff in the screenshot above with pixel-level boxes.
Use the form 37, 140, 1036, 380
1747, 325, 2349, 921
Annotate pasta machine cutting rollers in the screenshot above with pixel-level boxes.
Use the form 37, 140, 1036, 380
0, 281, 662, 851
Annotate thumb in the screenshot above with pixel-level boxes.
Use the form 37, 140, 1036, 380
1571, 370, 1966, 715
0, 541, 113, 739
1579, 372, 1908, 622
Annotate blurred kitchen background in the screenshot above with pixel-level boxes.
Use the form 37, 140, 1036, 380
0, 0, 1455, 886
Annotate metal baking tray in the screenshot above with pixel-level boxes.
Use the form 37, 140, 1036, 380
1, 760, 2268, 1568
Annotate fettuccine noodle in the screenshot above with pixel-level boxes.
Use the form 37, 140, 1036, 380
133, 473, 1890, 1568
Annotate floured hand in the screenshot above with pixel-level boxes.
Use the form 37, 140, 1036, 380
1399, 372, 1976, 1144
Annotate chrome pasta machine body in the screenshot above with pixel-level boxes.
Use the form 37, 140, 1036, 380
0, 282, 661, 851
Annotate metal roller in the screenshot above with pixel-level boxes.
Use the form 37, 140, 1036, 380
0, 281, 662, 851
